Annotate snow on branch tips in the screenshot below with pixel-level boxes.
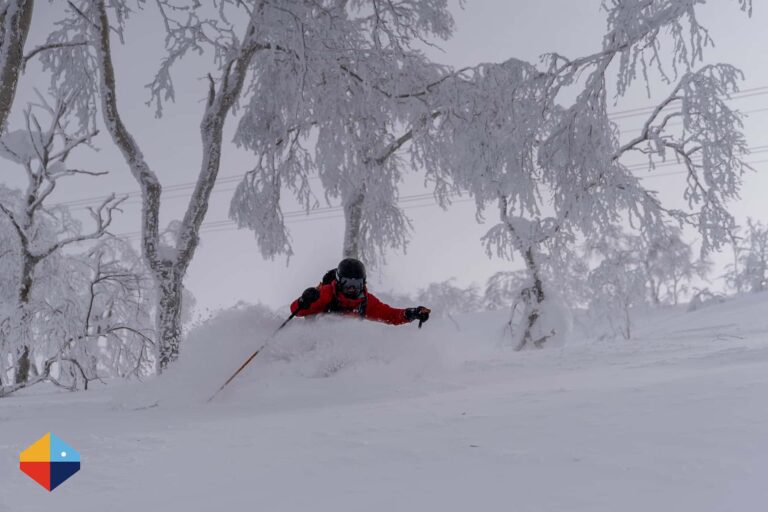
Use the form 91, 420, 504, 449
229, 167, 294, 260
614, 64, 749, 253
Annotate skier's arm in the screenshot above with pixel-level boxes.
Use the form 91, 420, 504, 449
291, 285, 332, 316
364, 293, 412, 325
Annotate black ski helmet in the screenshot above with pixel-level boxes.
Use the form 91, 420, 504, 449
336, 258, 366, 298
337, 258, 366, 280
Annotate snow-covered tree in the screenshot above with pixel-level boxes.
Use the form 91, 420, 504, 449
588, 250, 649, 340
481, 214, 579, 349
725, 218, 768, 293
643, 228, 709, 305
0, 235, 155, 397
76, 238, 155, 382
409, 0, 751, 348
0, 96, 123, 384
38, 0, 285, 369
0, 98, 154, 392
228, 0, 455, 266
586, 228, 653, 339
0, 0, 94, 133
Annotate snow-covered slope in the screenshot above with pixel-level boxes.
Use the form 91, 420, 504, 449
2, 293, 768, 512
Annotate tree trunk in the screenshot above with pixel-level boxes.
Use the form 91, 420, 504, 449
15, 345, 30, 384
672, 275, 680, 305
0, 349, 7, 387
0, 0, 34, 133
18, 250, 34, 303
645, 261, 660, 305
14, 250, 36, 384
342, 191, 365, 259
516, 247, 547, 350
155, 265, 183, 371
730, 237, 742, 293
622, 301, 632, 339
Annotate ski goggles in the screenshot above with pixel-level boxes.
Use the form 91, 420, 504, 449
338, 276, 365, 296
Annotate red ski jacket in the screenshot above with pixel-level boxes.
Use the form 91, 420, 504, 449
290, 281, 410, 325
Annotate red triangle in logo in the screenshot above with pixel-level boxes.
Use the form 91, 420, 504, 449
20, 461, 51, 491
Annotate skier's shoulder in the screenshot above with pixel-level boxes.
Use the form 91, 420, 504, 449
317, 281, 336, 299
364, 290, 384, 305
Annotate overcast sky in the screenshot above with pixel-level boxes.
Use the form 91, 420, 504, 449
4, 0, 767, 316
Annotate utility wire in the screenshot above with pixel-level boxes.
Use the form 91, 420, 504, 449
607, 85, 768, 120
115, 191, 459, 239
50, 82, 768, 210
113, 152, 767, 241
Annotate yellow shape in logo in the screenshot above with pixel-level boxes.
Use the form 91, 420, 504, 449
20, 432, 50, 462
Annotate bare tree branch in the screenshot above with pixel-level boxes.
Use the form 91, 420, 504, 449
37, 194, 127, 259
23, 40, 87, 68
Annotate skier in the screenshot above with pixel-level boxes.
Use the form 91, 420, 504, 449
290, 258, 431, 326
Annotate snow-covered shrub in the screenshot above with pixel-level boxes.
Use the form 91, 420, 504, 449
484, 271, 530, 311
415, 279, 483, 317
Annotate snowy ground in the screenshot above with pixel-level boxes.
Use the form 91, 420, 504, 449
2, 293, 768, 512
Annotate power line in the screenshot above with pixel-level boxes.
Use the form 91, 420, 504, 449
624, 146, 768, 172
58, 140, 768, 212
634, 157, 768, 180
608, 85, 768, 121
70, 148, 768, 241
196, 198, 479, 237
115, 191, 458, 239
47, 82, 768, 212
621, 104, 768, 135
52, 173, 250, 209
114, 152, 768, 241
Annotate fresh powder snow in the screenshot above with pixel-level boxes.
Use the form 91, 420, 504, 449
2, 293, 767, 511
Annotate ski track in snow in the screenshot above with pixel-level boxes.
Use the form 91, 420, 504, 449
2, 293, 768, 512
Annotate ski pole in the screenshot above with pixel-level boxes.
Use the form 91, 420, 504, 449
417, 308, 431, 328
207, 311, 297, 403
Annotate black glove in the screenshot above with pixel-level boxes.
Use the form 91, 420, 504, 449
297, 287, 320, 310
405, 306, 431, 324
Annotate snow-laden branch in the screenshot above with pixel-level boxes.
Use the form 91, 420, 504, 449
22, 41, 87, 68
37, 194, 126, 260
